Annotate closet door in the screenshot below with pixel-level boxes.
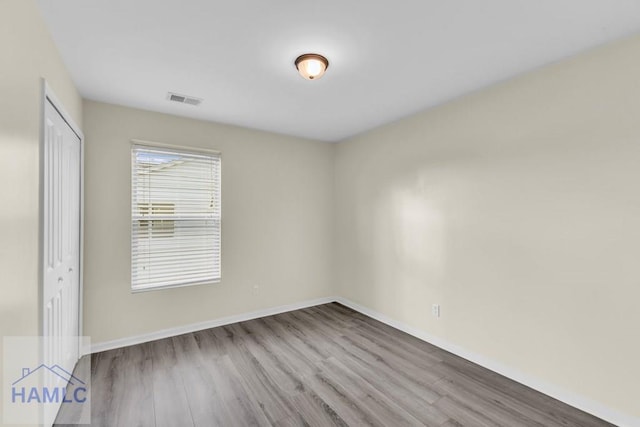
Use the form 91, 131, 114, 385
42, 98, 81, 426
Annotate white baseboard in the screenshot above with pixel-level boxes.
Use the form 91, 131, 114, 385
88, 296, 335, 354
87, 294, 637, 426
335, 296, 638, 427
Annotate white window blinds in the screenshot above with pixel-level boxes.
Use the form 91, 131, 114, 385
131, 144, 221, 291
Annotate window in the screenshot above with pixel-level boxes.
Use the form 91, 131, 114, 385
131, 144, 221, 291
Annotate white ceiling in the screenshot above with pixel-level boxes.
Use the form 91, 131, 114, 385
37, 0, 640, 142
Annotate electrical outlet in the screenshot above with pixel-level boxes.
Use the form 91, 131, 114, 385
431, 304, 440, 318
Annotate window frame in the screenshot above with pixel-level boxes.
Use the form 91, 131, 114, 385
130, 139, 221, 292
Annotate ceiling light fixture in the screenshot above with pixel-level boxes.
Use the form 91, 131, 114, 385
295, 53, 329, 80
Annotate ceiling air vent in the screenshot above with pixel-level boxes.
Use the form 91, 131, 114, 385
167, 92, 203, 106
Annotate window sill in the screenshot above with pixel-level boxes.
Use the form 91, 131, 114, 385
131, 278, 221, 293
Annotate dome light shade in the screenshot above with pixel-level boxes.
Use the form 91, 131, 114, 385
295, 54, 329, 80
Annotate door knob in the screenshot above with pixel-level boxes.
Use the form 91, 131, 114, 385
58, 277, 63, 283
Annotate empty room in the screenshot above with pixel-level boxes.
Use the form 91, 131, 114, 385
1, 0, 639, 426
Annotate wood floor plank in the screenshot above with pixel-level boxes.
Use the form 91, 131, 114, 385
242, 318, 319, 379
342, 327, 443, 378
304, 306, 358, 331
86, 349, 121, 426
113, 342, 155, 427
230, 322, 306, 395
55, 303, 615, 427
212, 354, 272, 427
150, 337, 194, 427
170, 333, 228, 426
432, 364, 582, 427
349, 316, 444, 361
318, 356, 428, 427
260, 315, 330, 363
433, 376, 546, 427
288, 390, 351, 427
333, 350, 449, 424
304, 369, 385, 426
210, 325, 296, 424
336, 333, 445, 388
435, 395, 499, 427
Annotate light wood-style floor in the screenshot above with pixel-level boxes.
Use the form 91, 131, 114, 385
56, 303, 612, 426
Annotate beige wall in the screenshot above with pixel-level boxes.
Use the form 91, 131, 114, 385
0, 0, 82, 341
0, 2, 82, 423
334, 34, 640, 419
82, 101, 334, 344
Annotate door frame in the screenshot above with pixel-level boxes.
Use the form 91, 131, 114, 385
39, 79, 85, 355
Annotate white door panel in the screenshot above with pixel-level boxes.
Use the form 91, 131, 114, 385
42, 99, 81, 426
